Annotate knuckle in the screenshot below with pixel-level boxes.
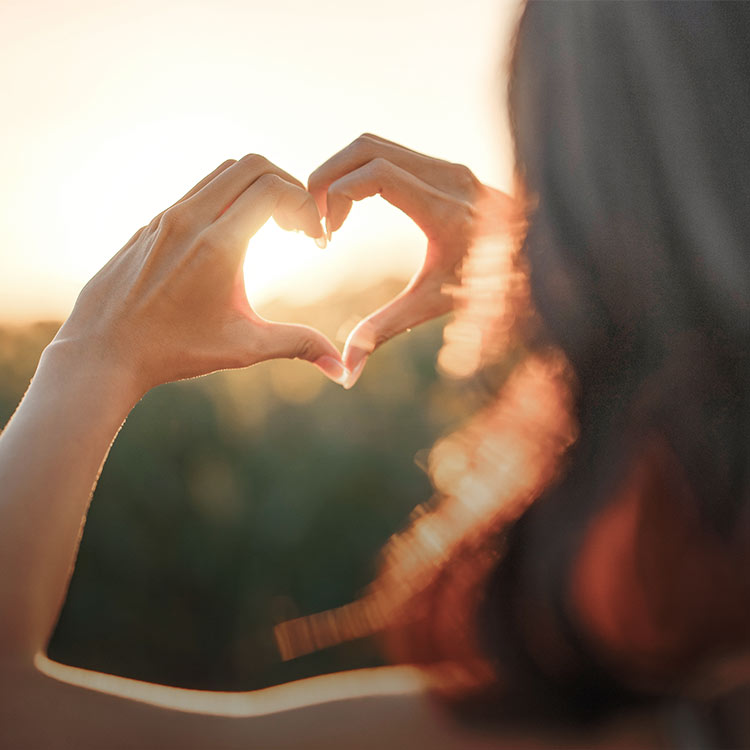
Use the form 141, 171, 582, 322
220, 158, 238, 170
292, 337, 316, 361
127, 225, 150, 246
449, 200, 477, 236
451, 163, 479, 195
254, 171, 285, 193
366, 157, 394, 190
348, 133, 375, 158
325, 185, 342, 206
307, 167, 324, 191
326, 181, 348, 206
196, 226, 233, 253
160, 206, 189, 234
369, 156, 391, 174
239, 153, 270, 170
143, 216, 160, 236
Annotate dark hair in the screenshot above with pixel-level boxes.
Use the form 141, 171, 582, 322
478, 1, 750, 718
276, 2, 750, 724
511, 2, 749, 533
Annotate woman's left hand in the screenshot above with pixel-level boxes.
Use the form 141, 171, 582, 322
308, 134, 518, 387
54, 155, 348, 396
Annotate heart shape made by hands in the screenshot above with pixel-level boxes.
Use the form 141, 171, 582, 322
248, 134, 517, 389
246, 202, 425, 389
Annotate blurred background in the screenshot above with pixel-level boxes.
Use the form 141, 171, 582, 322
0, 0, 519, 689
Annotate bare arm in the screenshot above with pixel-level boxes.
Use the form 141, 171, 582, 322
0, 156, 509, 750
6, 658, 486, 750
0, 156, 342, 669
4, 656, 665, 750
0, 318, 511, 750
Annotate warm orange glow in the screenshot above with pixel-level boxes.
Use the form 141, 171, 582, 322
275, 352, 579, 660
0, 0, 520, 323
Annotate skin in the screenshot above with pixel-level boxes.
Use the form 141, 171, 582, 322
308, 133, 519, 388
0, 146, 669, 749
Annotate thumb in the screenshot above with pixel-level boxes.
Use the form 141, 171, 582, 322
257, 322, 349, 385
342, 277, 452, 389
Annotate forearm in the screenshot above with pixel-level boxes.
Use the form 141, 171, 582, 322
0, 337, 142, 662
3, 662, 446, 750
0, 659, 668, 750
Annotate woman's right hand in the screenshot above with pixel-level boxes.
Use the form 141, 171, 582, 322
53, 155, 348, 397
308, 134, 518, 387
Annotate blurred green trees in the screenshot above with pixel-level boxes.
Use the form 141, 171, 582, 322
0, 282, 479, 691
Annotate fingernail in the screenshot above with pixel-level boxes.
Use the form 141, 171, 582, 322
343, 356, 367, 390
344, 344, 370, 372
324, 216, 332, 242
314, 355, 348, 385
314, 221, 327, 249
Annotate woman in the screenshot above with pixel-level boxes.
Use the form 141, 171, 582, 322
1, 3, 748, 748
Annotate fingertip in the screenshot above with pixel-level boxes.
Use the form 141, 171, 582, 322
344, 321, 377, 368
307, 177, 328, 219
304, 217, 327, 245
312, 218, 327, 248
324, 189, 352, 235
342, 356, 368, 390
314, 355, 349, 386
326, 210, 346, 235
343, 344, 370, 374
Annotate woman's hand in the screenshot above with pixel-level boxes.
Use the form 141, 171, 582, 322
308, 133, 517, 387
55, 155, 348, 396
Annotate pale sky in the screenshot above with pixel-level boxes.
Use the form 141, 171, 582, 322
0, 0, 520, 322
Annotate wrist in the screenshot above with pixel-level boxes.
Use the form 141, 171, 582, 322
40, 335, 147, 409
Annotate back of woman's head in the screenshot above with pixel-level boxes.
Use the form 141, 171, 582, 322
274, 5, 750, 707
510, 2, 750, 534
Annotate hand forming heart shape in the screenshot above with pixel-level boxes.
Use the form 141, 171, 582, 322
307, 133, 518, 388
56, 137, 517, 399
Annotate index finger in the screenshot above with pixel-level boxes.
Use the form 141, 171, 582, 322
207, 172, 323, 254
181, 154, 310, 229
308, 134, 473, 218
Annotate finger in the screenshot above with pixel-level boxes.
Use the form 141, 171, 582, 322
325, 158, 467, 240
169, 159, 237, 206
177, 155, 322, 236
209, 173, 324, 252
147, 159, 237, 228
254, 321, 348, 385
122, 162, 237, 250
308, 133, 476, 218
341, 275, 453, 388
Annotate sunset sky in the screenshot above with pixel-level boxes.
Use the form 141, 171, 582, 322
0, 0, 520, 322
